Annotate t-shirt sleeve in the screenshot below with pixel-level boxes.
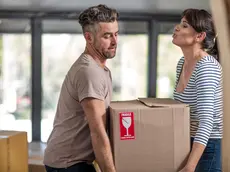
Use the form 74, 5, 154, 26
76, 67, 105, 102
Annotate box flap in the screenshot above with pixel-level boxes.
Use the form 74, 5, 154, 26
0, 130, 26, 137
138, 98, 187, 108
0, 136, 9, 139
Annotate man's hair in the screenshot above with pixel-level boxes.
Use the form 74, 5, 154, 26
78, 4, 119, 33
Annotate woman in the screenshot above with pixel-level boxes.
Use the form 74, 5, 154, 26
172, 9, 223, 172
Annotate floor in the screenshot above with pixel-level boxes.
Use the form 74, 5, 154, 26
28, 142, 46, 164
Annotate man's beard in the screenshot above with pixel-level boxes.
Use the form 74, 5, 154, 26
94, 44, 116, 59
102, 49, 116, 59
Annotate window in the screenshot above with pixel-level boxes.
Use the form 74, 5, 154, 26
157, 33, 182, 98
41, 33, 85, 142
108, 21, 148, 101
107, 34, 148, 101
0, 34, 32, 142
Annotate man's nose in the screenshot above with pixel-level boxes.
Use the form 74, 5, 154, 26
111, 35, 117, 45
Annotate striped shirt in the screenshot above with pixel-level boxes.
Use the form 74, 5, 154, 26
173, 55, 223, 146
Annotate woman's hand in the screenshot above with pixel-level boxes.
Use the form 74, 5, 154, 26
179, 142, 205, 172
178, 165, 195, 172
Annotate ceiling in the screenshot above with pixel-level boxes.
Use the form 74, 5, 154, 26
0, 0, 211, 33
0, 0, 210, 13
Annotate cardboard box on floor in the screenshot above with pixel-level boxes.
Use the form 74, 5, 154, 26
0, 130, 28, 172
109, 98, 190, 172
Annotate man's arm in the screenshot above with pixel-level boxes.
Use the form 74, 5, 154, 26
81, 97, 116, 172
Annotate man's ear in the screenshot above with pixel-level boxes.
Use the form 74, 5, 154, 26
84, 32, 94, 43
196, 32, 206, 43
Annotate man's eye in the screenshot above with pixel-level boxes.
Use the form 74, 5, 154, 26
104, 35, 110, 38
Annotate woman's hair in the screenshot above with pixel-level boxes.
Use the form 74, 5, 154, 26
182, 9, 219, 62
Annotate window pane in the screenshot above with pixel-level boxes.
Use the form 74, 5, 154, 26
41, 34, 85, 142
107, 34, 148, 100
108, 21, 148, 100
0, 34, 32, 142
42, 21, 148, 142
157, 34, 183, 98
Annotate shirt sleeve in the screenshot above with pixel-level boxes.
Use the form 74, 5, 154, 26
76, 67, 105, 102
194, 61, 221, 146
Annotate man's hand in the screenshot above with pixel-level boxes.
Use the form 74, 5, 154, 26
81, 98, 116, 172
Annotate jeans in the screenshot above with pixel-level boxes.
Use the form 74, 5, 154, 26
191, 138, 222, 172
45, 162, 96, 172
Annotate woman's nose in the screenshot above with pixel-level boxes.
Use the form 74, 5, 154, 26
174, 24, 180, 32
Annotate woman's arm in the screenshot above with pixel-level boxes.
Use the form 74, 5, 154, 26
180, 61, 221, 172
181, 142, 205, 171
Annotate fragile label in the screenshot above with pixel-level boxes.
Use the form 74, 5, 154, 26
119, 112, 135, 140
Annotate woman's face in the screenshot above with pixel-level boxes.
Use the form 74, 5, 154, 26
172, 17, 199, 47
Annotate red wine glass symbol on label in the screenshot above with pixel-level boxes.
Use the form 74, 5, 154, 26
122, 116, 132, 136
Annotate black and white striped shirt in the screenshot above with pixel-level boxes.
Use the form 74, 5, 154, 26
173, 55, 223, 146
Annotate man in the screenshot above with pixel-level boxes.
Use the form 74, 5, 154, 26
43, 4, 119, 172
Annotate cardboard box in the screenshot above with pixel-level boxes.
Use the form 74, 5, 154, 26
0, 130, 28, 172
109, 98, 190, 172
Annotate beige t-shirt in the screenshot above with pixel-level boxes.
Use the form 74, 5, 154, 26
43, 53, 112, 168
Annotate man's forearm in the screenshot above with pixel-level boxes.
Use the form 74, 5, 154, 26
81, 98, 116, 172
91, 131, 116, 172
